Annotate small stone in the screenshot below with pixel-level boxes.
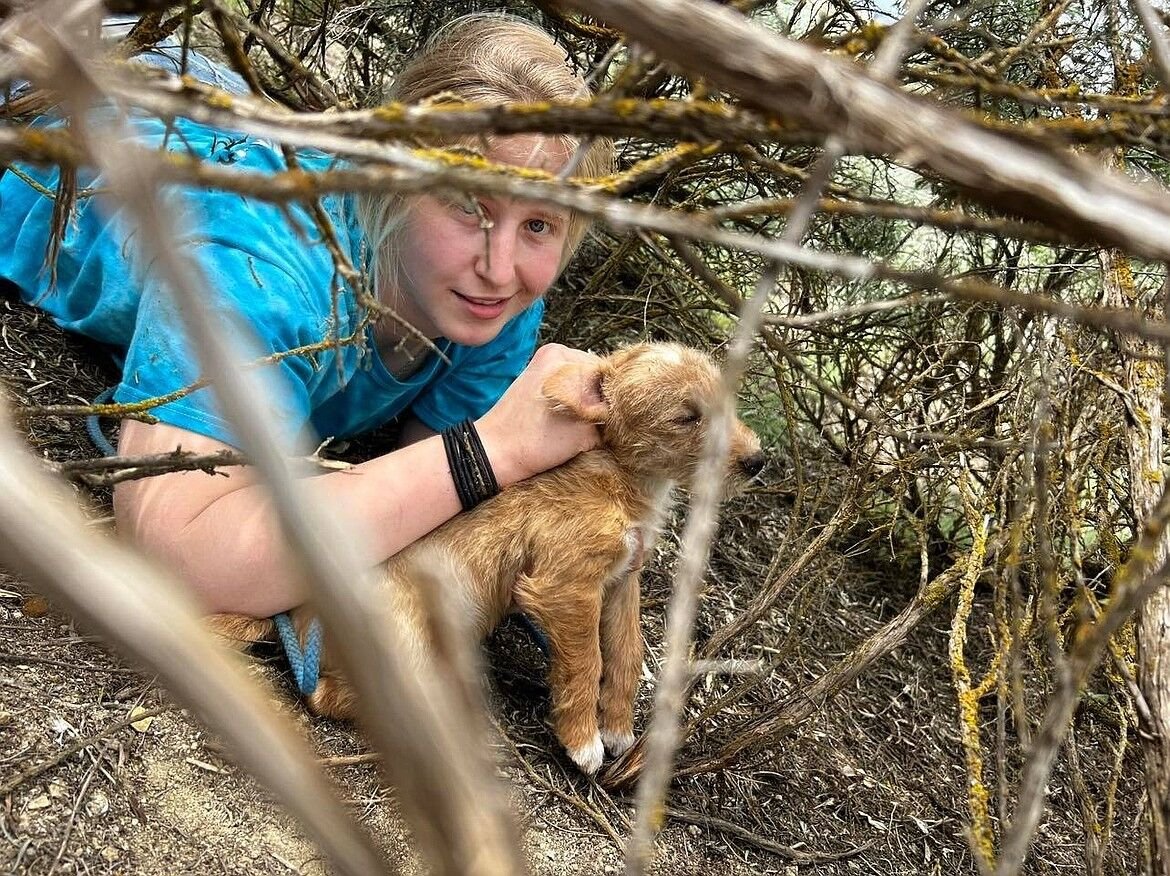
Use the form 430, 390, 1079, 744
85, 790, 110, 817
687, 824, 702, 837
26, 794, 51, 811
100, 846, 120, 863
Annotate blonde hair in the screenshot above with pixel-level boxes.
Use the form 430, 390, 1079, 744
354, 14, 614, 301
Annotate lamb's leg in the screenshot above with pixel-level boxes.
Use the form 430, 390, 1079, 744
515, 573, 605, 775
598, 569, 642, 757
306, 673, 358, 719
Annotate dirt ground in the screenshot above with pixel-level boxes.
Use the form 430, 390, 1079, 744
0, 288, 1145, 875
1, 579, 764, 876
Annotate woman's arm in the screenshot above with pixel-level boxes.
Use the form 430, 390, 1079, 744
114, 344, 601, 617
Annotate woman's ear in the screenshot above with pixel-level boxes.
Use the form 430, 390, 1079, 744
542, 361, 609, 424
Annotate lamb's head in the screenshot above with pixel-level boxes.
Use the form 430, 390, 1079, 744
543, 342, 765, 491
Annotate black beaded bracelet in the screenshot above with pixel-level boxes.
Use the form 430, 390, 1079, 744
441, 418, 500, 512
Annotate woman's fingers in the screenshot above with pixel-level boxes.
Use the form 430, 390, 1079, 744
477, 344, 604, 484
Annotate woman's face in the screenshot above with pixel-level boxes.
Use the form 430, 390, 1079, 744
383, 135, 572, 349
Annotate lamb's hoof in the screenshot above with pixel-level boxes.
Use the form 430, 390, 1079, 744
567, 733, 605, 776
601, 728, 635, 757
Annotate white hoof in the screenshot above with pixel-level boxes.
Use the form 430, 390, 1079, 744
601, 728, 635, 757
568, 733, 605, 775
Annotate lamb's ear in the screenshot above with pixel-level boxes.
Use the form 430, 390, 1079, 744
542, 361, 609, 424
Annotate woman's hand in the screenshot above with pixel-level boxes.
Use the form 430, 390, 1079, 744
476, 343, 603, 485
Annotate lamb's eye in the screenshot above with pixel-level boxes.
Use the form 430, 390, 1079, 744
674, 408, 702, 426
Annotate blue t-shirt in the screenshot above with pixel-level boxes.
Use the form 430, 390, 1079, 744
0, 113, 542, 448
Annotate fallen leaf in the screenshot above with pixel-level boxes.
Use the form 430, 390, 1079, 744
21, 595, 49, 618
50, 717, 76, 744
129, 706, 154, 733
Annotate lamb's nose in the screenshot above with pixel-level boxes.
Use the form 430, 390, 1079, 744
740, 451, 766, 479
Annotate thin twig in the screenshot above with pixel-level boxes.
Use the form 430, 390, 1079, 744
666, 806, 878, 864
0, 704, 174, 798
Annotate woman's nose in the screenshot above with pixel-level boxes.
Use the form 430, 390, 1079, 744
474, 226, 518, 289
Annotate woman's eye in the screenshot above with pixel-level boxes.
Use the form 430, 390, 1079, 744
452, 199, 479, 216
527, 218, 551, 235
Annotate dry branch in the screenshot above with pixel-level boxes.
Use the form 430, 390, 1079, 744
1100, 173, 1170, 876
12, 116, 1170, 361
46, 448, 248, 485
567, 0, 1170, 262
665, 806, 877, 864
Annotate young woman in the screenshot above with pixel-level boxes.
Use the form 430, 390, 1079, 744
0, 15, 615, 616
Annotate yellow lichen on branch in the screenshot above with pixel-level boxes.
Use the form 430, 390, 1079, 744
948, 470, 996, 868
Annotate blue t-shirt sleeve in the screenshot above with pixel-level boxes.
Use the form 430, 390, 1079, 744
114, 240, 323, 449
0, 113, 356, 450
410, 300, 544, 432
